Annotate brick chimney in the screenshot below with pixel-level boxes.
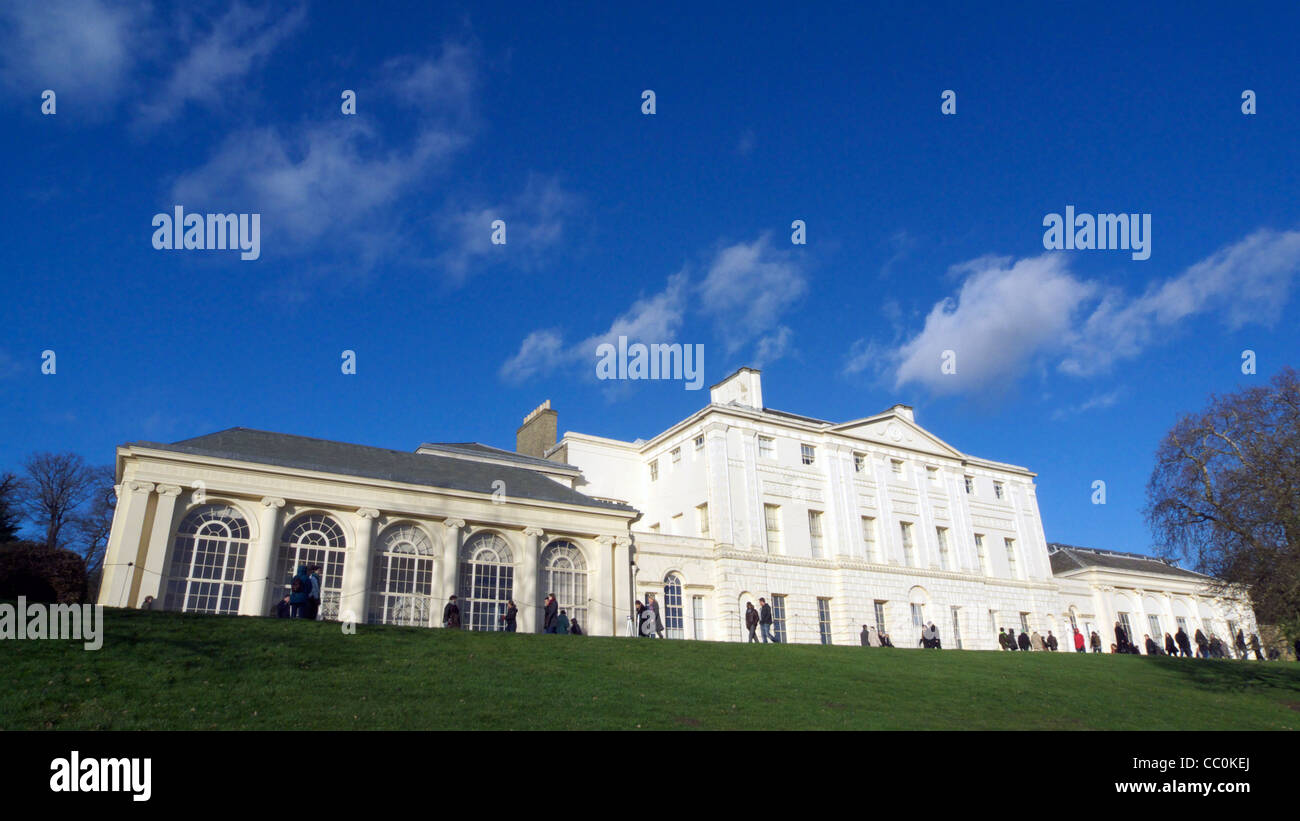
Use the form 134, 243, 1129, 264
516, 400, 557, 459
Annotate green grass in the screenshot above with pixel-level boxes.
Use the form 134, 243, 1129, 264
3, 606, 1299, 730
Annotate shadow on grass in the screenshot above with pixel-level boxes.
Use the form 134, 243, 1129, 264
1144, 653, 1300, 696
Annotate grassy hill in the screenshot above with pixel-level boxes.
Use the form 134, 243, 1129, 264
3, 606, 1299, 730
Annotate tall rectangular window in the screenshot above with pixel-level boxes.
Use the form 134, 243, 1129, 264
694, 434, 704, 451
764, 504, 781, 552
772, 594, 787, 642
964, 476, 974, 495
696, 503, 709, 536
758, 436, 775, 459
911, 603, 925, 628
671, 447, 681, 464
874, 600, 887, 635
935, 527, 950, 570
860, 516, 876, 560
951, 605, 962, 650
1004, 537, 1018, 578
649, 460, 658, 481
1118, 612, 1133, 640
1020, 612, 1030, 634
853, 453, 866, 473
1148, 614, 1162, 640
817, 598, 832, 645
994, 481, 1004, 500
801, 444, 816, 465
693, 596, 705, 640
808, 510, 824, 558
974, 533, 988, 575
900, 522, 915, 566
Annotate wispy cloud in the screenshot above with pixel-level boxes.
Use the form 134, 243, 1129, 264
436, 174, 580, 282
848, 228, 1300, 396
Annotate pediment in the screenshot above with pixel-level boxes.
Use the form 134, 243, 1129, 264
831, 413, 965, 459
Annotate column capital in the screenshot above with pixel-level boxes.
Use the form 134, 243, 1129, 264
596, 535, 617, 546
443, 518, 467, 530
613, 535, 632, 548
261, 496, 286, 509
155, 483, 183, 497
355, 507, 380, 520
125, 480, 155, 494
523, 526, 545, 538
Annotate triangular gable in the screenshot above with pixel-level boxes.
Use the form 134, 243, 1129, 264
830, 412, 965, 459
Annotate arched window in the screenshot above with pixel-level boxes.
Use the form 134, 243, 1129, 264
164, 505, 250, 614
276, 513, 347, 620
458, 532, 514, 631
541, 540, 587, 631
663, 573, 685, 639
369, 524, 436, 627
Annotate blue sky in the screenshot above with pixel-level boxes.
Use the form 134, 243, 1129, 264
2, 1, 1297, 558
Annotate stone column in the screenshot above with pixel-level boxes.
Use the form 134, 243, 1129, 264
136, 484, 183, 605
99, 481, 153, 607
613, 536, 632, 638
342, 508, 380, 624
594, 535, 615, 636
241, 497, 285, 616
439, 519, 466, 624
520, 527, 544, 633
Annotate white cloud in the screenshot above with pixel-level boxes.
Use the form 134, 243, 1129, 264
136, 3, 305, 128
698, 234, 807, 355
0, 1, 145, 110
856, 228, 1300, 395
437, 174, 579, 281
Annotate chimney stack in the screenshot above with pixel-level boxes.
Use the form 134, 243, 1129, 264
516, 400, 557, 459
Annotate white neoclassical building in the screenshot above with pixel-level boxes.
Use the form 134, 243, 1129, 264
98, 367, 1256, 650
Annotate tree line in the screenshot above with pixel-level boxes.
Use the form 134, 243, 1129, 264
0, 452, 115, 603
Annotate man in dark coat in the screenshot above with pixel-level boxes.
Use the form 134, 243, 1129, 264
1114, 621, 1130, 653
543, 593, 558, 633
1175, 627, 1193, 657
1235, 630, 1248, 659
1007, 629, 1019, 651
998, 628, 1011, 650
442, 594, 461, 629
306, 565, 323, 620
1144, 634, 1160, 655
758, 597, 778, 643
745, 603, 759, 643
501, 599, 518, 632
1046, 631, 1058, 651
1090, 631, 1102, 653
860, 624, 870, 646
1194, 628, 1209, 657
1250, 633, 1263, 660
1164, 633, 1178, 656
1016, 630, 1031, 651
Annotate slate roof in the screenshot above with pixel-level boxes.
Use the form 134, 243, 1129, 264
1047, 542, 1208, 580
419, 442, 578, 471
127, 428, 635, 513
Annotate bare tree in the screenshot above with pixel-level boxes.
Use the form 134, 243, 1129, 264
18, 452, 96, 551
70, 465, 116, 590
1145, 367, 1300, 632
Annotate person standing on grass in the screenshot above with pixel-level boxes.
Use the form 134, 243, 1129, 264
1144, 634, 1159, 655
306, 565, 323, 620
1073, 629, 1085, 653
275, 594, 291, 618
442, 594, 461, 629
570, 617, 583, 636
1250, 633, 1262, 661
1164, 633, 1177, 656
1194, 628, 1209, 658
557, 609, 570, 635
860, 624, 870, 646
502, 599, 518, 633
1017, 630, 1031, 651
1175, 626, 1193, 657
758, 597, 778, 644
290, 565, 311, 619
1114, 621, 1130, 653
746, 603, 760, 643
649, 593, 664, 638
1235, 630, 1248, 659
998, 628, 1011, 650
1090, 631, 1102, 653
638, 601, 656, 637
1030, 631, 1045, 652
1005, 629, 1017, 651
1046, 631, 1058, 651
543, 593, 558, 633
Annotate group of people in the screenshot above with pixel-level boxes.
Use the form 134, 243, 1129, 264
858, 625, 896, 647
273, 564, 323, 619
743, 598, 781, 643
436, 593, 583, 635
635, 593, 665, 638
997, 627, 1060, 651
1114, 621, 1268, 660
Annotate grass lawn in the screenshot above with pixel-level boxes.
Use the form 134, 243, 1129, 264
3, 606, 1299, 730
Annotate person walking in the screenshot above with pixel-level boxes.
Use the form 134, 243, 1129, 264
556, 609, 570, 635
1006, 629, 1018, 651
1017, 630, 1031, 652
1144, 634, 1160, 655
543, 593, 559, 633
1235, 630, 1248, 660
1250, 633, 1263, 661
860, 624, 870, 646
998, 628, 1011, 650
648, 593, 664, 638
1164, 633, 1177, 656
1046, 631, 1058, 651
745, 603, 760, 643
501, 599, 518, 633
1194, 628, 1209, 658
1090, 631, 1102, 653
1030, 631, 1045, 652
637, 601, 656, 637
1073, 629, 1085, 653
1175, 626, 1193, 657
442, 594, 461, 629
758, 597, 779, 644
1114, 621, 1130, 653
290, 565, 311, 619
